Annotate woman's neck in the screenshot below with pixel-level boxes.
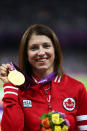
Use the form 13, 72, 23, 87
32, 68, 54, 80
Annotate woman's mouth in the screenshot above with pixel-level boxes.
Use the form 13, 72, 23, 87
37, 58, 47, 62
35, 57, 49, 62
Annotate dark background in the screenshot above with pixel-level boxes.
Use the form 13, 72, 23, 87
0, 0, 87, 74
0, 0, 87, 122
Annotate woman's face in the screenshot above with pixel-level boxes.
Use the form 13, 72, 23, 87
27, 34, 55, 74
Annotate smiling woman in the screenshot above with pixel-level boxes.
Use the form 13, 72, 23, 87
0, 24, 87, 131
27, 34, 55, 79
18, 24, 63, 78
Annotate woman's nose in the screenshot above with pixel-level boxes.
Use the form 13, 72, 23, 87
38, 47, 45, 56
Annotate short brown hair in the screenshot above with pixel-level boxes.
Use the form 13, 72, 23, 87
18, 24, 64, 76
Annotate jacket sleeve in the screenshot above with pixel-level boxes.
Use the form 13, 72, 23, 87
76, 83, 87, 131
1, 83, 24, 131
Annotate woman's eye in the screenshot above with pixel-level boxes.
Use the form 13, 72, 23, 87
43, 44, 51, 48
30, 46, 38, 51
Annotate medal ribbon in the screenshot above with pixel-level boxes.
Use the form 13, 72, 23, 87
9, 62, 57, 88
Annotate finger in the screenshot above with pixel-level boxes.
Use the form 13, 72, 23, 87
0, 65, 8, 76
0, 76, 9, 84
0, 64, 8, 73
2, 64, 12, 71
0, 64, 12, 75
6, 64, 13, 71
0, 70, 7, 76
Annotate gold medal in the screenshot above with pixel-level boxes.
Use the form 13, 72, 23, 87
8, 70, 25, 86
8, 62, 25, 86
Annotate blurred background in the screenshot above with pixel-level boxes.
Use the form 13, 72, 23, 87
0, 0, 87, 125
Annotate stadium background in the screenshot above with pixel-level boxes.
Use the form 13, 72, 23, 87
0, 0, 87, 126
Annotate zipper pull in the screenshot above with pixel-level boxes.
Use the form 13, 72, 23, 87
47, 95, 51, 102
47, 95, 52, 111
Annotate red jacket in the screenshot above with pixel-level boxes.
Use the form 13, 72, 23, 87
1, 74, 87, 131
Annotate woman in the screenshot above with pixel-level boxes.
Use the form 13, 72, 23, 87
0, 24, 87, 131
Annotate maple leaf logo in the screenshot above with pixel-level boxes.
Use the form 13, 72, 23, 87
63, 97, 76, 111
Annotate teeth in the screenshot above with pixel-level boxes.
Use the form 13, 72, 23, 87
37, 59, 47, 62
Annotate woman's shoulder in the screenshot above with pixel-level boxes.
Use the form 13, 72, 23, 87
63, 74, 85, 88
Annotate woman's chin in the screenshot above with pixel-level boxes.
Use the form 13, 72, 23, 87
37, 67, 47, 72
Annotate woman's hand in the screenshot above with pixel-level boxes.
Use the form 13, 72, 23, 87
0, 64, 12, 83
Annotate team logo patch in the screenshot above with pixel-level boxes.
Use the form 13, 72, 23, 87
63, 97, 76, 111
23, 100, 32, 107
